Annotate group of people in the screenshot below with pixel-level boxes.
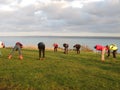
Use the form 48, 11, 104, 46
0, 41, 118, 61
38, 43, 118, 61
0, 41, 81, 60
38, 42, 81, 60
94, 44, 118, 61
54, 43, 81, 54
0, 41, 23, 59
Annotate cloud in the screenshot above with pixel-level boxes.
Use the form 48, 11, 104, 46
0, 0, 120, 36
0, 0, 13, 4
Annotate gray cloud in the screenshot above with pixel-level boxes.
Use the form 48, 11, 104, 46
0, 0, 13, 4
0, 0, 120, 36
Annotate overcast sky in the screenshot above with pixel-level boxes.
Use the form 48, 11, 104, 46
0, 0, 120, 36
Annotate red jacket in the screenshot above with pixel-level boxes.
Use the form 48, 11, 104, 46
53, 43, 58, 48
94, 45, 108, 51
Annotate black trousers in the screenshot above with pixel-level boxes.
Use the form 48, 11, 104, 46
54, 47, 57, 52
39, 48, 45, 58
76, 48, 80, 54
38, 42, 45, 58
64, 47, 68, 54
108, 50, 117, 58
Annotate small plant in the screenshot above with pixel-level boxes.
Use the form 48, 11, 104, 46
81, 45, 93, 52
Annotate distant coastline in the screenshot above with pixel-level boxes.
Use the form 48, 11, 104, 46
1, 35, 120, 52
0, 36, 120, 39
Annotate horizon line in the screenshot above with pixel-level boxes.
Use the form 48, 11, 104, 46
0, 35, 120, 38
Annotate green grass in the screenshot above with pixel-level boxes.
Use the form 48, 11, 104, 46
0, 48, 120, 90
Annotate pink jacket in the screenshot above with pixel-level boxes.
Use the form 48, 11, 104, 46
94, 45, 108, 51
53, 43, 58, 48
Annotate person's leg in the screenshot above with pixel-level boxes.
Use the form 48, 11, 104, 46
78, 49, 80, 54
17, 45, 23, 60
17, 46, 21, 54
0, 50, 2, 56
56, 48, 57, 52
55, 47, 57, 52
39, 49, 41, 59
113, 50, 117, 58
66, 48, 68, 54
43, 48, 45, 58
38, 49, 40, 59
77, 47, 80, 54
64, 48, 66, 54
76, 48, 78, 54
101, 48, 105, 61
77, 48, 80, 54
10, 45, 17, 54
54, 47, 57, 52
41, 49, 43, 59
8, 45, 17, 59
77, 50, 78, 54
107, 50, 110, 57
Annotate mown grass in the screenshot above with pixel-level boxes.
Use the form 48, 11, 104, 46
0, 48, 120, 90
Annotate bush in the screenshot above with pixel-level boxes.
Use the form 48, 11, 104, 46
81, 45, 93, 52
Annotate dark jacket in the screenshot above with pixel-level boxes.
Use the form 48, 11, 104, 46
73, 44, 81, 49
63, 43, 69, 48
38, 42, 45, 49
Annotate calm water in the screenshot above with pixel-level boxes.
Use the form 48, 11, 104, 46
0, 36, 120, 52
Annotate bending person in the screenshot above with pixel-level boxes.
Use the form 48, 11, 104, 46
8, 42, 23, 60
106, 44, 118, 58
0, 41, 5, 56
94, 44, 108, 61
0, 41, 5, 48
63, 43, 69, 54
73, 44, 81, 54
53, 43, 58, 52
38, 42, 45, 60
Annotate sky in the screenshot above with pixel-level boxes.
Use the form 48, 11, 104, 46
0, 0, 120, 37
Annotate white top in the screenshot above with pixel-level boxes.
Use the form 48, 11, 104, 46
0, 41, 4, 48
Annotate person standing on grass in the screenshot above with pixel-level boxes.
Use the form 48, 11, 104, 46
73, 44, 81, 54
0, 41, 5, 56
38, 42, 45, 60
0, 41, 5, 48
63, 43, 69, 54
8, 42, 23, 60
94, 44, 108, 62
53, 43, 58, 52
106, 44, 118, 58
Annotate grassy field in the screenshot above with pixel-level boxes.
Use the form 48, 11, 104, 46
0, 48, 120, 90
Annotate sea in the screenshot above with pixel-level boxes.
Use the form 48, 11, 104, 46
0, 36, 120, 52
